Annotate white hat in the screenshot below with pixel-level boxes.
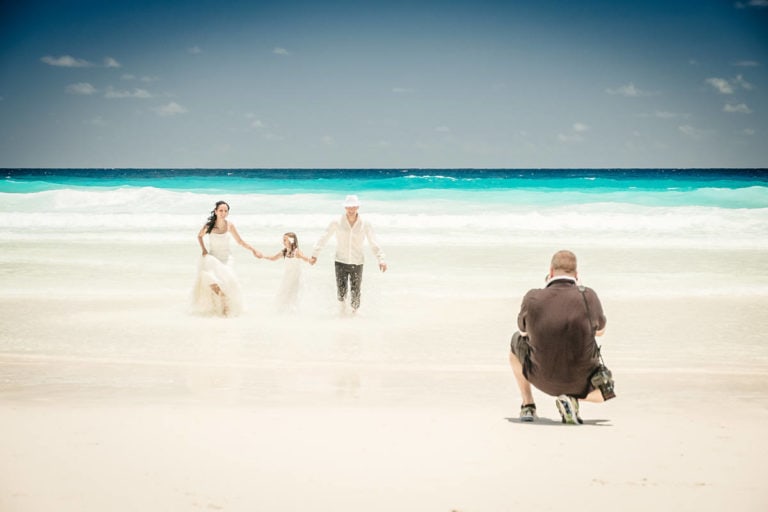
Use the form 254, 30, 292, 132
342, 194, 360, 207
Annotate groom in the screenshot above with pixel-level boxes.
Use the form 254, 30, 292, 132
310, 194, 387, 313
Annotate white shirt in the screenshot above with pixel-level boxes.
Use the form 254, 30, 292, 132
312, 214, 385, 265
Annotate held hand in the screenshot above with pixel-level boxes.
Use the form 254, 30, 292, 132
379, 262, 387, 272
252, 249, 263, 259
202, 249, 208, 257
309, 256, 317, 266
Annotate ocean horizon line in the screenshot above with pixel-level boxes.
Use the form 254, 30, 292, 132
3, 166, 767, 171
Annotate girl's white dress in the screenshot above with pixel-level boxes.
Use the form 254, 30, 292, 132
191, 231, 243, 316
275, 255, 303, 313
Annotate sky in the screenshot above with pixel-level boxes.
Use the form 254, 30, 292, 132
1, 0, 767, 168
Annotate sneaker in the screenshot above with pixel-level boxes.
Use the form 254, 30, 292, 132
519, 403, 537, 422
556, 395, 580, 425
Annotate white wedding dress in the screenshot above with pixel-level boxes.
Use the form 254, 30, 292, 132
191, 231, 243, 316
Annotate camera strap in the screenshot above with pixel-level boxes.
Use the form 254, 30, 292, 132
578, 285, 606, 365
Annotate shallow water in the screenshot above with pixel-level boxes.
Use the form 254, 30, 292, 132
1, 169, 767, 384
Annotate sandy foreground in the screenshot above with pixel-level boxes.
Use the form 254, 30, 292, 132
1, 365, 766, 512
1, 291, 768, 512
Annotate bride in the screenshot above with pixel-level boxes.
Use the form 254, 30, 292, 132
191, 201, 262, 316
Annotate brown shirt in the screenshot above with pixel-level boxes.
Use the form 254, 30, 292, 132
518, 277, 607, 398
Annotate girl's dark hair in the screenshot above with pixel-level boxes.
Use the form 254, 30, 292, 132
282, 232, 299, 257
205, 201, 230, 234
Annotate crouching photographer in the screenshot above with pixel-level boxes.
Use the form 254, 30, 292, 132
508, 250, 615, 425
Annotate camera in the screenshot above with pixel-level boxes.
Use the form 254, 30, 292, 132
590, 364, 616, 401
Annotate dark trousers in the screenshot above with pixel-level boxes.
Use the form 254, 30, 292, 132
335, 261, 364, 309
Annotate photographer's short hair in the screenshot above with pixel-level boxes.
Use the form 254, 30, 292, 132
551, 250, 577, 275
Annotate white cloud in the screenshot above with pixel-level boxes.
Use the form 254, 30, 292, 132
558, 122, 589, 142
705, 77, 734, 94
435, 126, 451, 132
122, 74, 159, 83
66, 82, 97, 95
706, 75, 753, 94
733, 74, 753, 90
155, 102, 188, 116
723, 103, 752, 114
733, 60, 760, 67
104, 87, 153, 99
678, 125, 697, 137
41, 55, 92, 67
735, 0, 768, 7
605, 83, 652, 97
742, 128, 756, 136
638, 110, 691, 119
321, 135, 334, 145
392, 87, 415, 94
247, 117, 282, 138
273, 47, 290, 56
652, 110, 685, 119
104, 57, 121, 68
86, 116, 107, 126
557, 133, 583, 143
188, 46, 203, 55
678, 125, 709, 139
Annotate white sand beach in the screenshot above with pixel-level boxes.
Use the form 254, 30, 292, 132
1, 238, 767, 511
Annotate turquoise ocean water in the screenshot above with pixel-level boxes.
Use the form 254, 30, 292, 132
3, 168, 768, 207
2, 168, 767, 248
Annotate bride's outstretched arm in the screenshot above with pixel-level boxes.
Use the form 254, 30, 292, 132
229, 222, 262, 258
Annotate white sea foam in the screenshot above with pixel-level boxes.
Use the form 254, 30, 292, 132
2, 184, 767, 304
2, 188, 766, 250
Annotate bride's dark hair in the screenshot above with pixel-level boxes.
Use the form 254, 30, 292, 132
205, 201, 229, 234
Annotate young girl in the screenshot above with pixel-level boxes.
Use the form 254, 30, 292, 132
191, 201, 262, 317
264, 232, 311, 313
